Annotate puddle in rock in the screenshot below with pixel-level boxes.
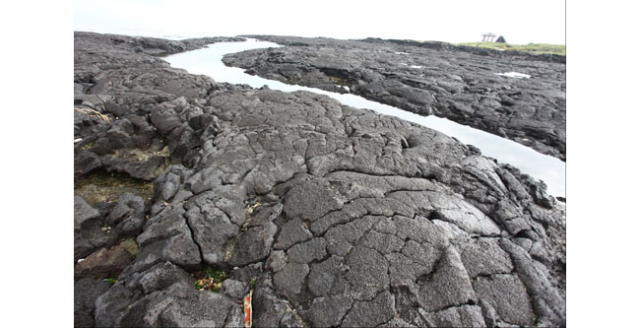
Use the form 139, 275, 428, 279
75, 170, 154, 205
166, 39, 565, 197
495, 72, 531, 78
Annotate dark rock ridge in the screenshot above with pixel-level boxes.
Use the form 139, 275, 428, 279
76, 31, 245, 57
225, 35, 566, 160
74, 31, 566, 327
74, 32, 245, 180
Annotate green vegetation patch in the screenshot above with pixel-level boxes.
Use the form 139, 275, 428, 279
74, 170, 154, 205
457, 42, 565, 56
105, 273, 119, 284
193, 267, 229, 292
82, 142, 95, 150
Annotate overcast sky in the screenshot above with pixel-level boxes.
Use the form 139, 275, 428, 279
75, 0, 564, 45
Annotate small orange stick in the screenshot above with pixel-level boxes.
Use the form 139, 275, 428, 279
243, 290, 253, 328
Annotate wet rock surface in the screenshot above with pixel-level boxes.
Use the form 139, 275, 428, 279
225, 35, 566, 160
74, 32, 566, 327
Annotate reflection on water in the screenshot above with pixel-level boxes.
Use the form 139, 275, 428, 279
495, 72, 531, 78
165, 40, 565, 197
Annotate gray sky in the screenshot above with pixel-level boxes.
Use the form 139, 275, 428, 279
74, 0, 565, 44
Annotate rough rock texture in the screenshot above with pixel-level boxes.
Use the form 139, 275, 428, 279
74, 193, 144, 265
108, 192, 146, 235
74, 196, 118, 261
74, 32, 566, 327
75, 278, 113, 327
74, 32, 245, 180
74, 246, 133, 280
225, 35, 566, 160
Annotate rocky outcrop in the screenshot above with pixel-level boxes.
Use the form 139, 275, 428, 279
74, 32, 247, 180
225, 35, 566, 160
74, 32, 565, 327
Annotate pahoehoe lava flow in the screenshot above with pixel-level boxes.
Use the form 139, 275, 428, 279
224, 35, 566, 161
74, 32, 565, 327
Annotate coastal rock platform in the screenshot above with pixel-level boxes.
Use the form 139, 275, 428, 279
74, 32, 565, 327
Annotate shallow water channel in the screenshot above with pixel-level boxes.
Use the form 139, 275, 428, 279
165, 39, 565, 197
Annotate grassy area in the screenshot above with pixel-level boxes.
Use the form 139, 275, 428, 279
457, 42, 565, 56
